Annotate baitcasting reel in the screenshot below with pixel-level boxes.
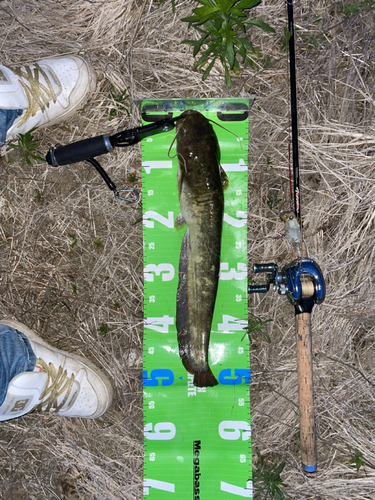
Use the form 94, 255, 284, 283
248, 258, 325, 314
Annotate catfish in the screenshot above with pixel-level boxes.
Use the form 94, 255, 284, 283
176, 110, 226, 387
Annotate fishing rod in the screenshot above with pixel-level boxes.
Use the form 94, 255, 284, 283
248, 0, 325, 473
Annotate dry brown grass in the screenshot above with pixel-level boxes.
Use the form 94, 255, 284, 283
0, 0, 374, 498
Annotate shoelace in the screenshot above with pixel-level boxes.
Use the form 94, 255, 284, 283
33, 358, 76, 413
8, 63, 58, 127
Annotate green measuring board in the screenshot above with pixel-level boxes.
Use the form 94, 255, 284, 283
141, 98, 253, 500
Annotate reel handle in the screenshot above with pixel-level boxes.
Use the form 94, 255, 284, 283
253, 263, 277, 274
248, 284, 269, 294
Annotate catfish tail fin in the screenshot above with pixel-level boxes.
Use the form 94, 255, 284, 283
181, 357, 218, 387
194, 368, 218, 388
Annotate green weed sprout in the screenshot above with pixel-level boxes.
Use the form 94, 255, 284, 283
109, 84, 130, 121
93, 237, 104, 250
68, 234, 78, 248
6, 127, 45, 167
98, 323, 110, 336
33, 189, 42, 204
181, 0, 275, 87
341, 0, 375, 18
243, 312, 272, 344
349, 448, 364, 471
253, 448, 288, 500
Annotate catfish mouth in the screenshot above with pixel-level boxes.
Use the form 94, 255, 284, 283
180, 110, 198, 117
176, 109, 200, 133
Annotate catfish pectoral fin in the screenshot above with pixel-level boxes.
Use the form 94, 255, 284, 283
194, 368, 218, 388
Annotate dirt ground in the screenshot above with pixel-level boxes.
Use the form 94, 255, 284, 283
0, 0, 374, 499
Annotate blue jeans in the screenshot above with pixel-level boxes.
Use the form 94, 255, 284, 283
0, 325, 36, 406
0, 109, 23, 146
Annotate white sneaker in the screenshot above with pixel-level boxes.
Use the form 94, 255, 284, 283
0, 55, 96, 142
0, 319, 113, 420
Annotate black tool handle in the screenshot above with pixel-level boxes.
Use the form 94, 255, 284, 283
46, 135, 112, 166
248, 284, 270, 294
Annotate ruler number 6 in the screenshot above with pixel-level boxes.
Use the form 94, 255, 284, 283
218, 421, 251, 441
144, 422, 176, 440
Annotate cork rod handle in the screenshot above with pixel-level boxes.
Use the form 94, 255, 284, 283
296, 312, 316, 472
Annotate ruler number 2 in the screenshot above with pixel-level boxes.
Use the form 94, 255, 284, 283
143, 211, 174, 229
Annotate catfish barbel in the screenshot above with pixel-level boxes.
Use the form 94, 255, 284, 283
175, 110, 225, 387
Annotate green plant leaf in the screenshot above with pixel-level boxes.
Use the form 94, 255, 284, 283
235, 19, 247, 33
246, 18, 275, 32
180, 15, 201, 25
235, 0, 262, 9
193, 6, 220, 18
180, 0, 274, 86
225, 38, 236, 68
239, 37, 257, 54
281, 26, 291, 51
6, 127, 45, 167
30, 154, 45, 162
232, 58, 241, 74
195, 43, 219, 68
349, 449, 364, 471
193, 33, 210, 56
228, 7, 249, 19
224, 63, 232, 87
253, 448, 288, 500
193, 0, 213, 6
237, 42, 246, 61
219, 0, 234, 11
98, 323, 110, 336
202, 57, 217, 80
